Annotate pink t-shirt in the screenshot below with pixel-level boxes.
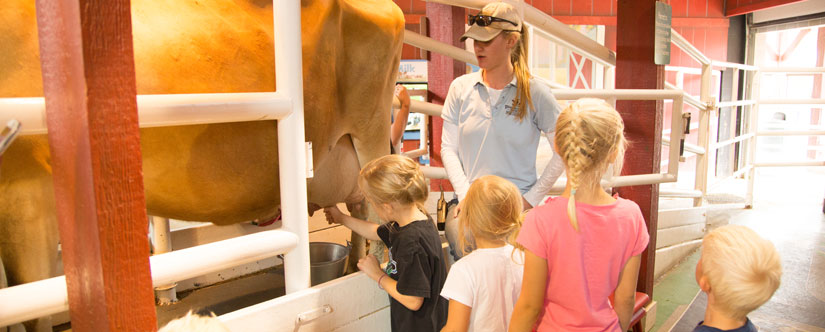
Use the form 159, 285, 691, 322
517, 196, 649, 332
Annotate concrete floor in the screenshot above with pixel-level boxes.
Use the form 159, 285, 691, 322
652, 166, 825, 332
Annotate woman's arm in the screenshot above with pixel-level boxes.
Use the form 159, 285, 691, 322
391, 84, 411, 148
613, 255, 641, 331
508, 250, 548, 332
324, 206, 380, 241
523, 133, 565, 207
441, 300, 472, 332
441, 120, 471, 201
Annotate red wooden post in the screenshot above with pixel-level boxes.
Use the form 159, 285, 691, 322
615, 0, 664, 297
426, 2, 465, 192
35, 0, 157, 331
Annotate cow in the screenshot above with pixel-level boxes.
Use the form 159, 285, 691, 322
0, 0, 404, 330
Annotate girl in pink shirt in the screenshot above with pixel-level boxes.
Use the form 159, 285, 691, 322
509, 98, 649, 332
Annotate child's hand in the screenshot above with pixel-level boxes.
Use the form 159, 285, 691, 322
357, 255, 383, 281
323, 206, 345, 225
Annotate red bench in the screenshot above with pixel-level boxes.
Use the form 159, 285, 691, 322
609, 291, 651, 331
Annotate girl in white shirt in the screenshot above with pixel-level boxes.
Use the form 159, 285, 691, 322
440, 175, 525, 332
441, 1, 564, 259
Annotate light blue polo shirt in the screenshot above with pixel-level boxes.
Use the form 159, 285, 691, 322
441, 71, 560, 196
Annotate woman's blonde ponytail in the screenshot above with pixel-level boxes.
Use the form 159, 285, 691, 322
507, 29, 533, 121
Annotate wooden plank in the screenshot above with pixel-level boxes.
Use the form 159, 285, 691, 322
426, 2, 464, 192
615, 0, 664, 299
656, 223, 706, 249
35, 0, 156, 330
658, 207, 707, 229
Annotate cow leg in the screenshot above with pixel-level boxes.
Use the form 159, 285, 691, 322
0, 157, 59, 332
345, 201, 368, 273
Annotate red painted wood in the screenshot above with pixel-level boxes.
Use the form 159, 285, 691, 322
426, 2, 465, 192
725, 0, 803, 16
688, 0, 708, 18
571, 0, 593, 16
34, 0, 156, 331
593, 0, 613, 16
615, 0, 663, 298
555, 0, 573, 16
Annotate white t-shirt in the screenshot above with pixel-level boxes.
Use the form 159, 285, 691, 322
440, 244, 525, 332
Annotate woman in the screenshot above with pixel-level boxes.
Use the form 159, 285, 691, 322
441, 1, 564, 259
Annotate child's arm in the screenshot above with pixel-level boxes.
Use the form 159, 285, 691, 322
613, 254, 641, 332
358, 255, 425, 310
508, 250, 548, 332
440, 300, 471, 332
324, 206, 380, 241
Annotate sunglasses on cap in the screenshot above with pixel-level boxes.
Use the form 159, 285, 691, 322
467, 14, 518, 28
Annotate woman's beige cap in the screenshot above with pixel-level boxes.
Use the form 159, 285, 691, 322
460, 2, 523, 42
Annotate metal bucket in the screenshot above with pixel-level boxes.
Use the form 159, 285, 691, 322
309, 242, 350, 286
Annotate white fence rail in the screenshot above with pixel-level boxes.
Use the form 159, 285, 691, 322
0, 0, 310, 328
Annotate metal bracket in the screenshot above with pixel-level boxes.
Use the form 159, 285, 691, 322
679, 112, 692, 160
0, 119, 21, 157
305, 141, 314, 178
295, 305, 332, 325
704, 100, 718, 113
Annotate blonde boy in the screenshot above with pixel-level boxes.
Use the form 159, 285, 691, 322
693, 225, 782, 331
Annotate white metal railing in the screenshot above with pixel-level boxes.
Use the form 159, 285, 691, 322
0, 0, 310, 327
0, 93, 294, 135
0, 230, 298, 327
412, 89, 686, 189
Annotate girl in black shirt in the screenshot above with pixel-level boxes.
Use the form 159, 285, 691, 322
324, 155, 448, 332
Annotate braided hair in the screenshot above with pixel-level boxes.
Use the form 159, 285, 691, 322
554, 98, 627, 231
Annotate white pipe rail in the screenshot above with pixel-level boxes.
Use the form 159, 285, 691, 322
663, 135, 706, 155
758, 98, 825, 105
754, 161, 825, 167
0, 92, 293, 135
273, 0, 311, 294
393, 97, 445, 118
670, 29, 711, 66
716, 99, 756, 108
712, 133, 754, 150
0, 230, 299, 328
665, 82, 704, 110
660, 188, 704, 198
711, 60, 759, 72
421, 165, 448, 179
402, 148, 428, 159
427, 0, 616, 67
759, 67, 825, 73
404, 30, 478, 66
757, 130, 825, 136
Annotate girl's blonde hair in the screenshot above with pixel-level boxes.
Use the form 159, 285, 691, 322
504, 28, 533, 121
358, 154, 429, 213
458, 175, 524, 256
554, 98, 627, 232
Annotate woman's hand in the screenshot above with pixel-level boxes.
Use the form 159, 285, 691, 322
323, 206, 345, 225
357, 255, 384, 281
395, 84, 410, 109
522, 196, 533, 210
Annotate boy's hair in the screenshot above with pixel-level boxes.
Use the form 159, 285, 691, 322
458, 175, 524, 256
358, 154, 429, 213
159, 311, 231, 332
554, 98, 627, 232
701, 225, 782, 320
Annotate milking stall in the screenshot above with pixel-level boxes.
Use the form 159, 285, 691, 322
1, 0, 824, 331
